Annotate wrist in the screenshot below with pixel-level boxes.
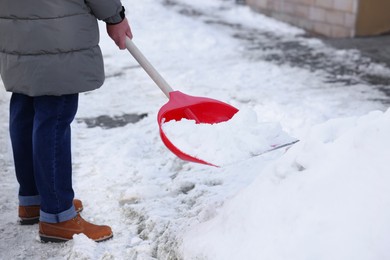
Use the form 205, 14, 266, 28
105, 6, 125, 25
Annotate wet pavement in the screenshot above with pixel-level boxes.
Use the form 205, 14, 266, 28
325, 34, 390, 68
324, 34, 390, 98
77, 113, 148, 129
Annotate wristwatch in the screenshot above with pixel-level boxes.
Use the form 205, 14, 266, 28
105, 6, 125, 25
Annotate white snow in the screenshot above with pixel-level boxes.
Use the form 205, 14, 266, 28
0, 0, 389, 259
162, 108, 297, 166
180, 109, 390, 260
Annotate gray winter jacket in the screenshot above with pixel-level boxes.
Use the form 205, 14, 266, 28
0, 0, 122, 96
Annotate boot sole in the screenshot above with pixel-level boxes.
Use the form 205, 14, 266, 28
39, 233, 113, 243
19, 217, 39, 225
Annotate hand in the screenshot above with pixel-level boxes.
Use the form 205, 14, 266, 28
106, 18, 133, 50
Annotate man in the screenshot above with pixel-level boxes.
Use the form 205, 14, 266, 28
0, 0, 132, 242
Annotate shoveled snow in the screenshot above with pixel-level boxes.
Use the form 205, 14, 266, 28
162, 108, 297, 166
0, 0, 389, 259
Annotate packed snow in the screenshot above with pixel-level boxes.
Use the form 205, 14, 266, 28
0, 0, 389, 259
162, 108, 297, 166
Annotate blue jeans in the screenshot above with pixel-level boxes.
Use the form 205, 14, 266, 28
9, 93, 79, 223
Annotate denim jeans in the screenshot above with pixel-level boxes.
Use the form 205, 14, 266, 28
9, 93, 79, 223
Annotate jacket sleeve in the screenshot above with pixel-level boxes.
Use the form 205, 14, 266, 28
84, 0, 122, 21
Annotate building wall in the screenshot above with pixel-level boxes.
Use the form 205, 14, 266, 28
355, 0, 390, 36
246, 0, 359, 37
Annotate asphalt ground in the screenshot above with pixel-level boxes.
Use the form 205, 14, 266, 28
324, 34, 390, 69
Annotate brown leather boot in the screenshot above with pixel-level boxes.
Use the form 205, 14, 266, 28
39, 214, 113, 243
19, 199, 83, 225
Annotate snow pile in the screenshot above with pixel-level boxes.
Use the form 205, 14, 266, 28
180, 109, 390, 260
162, 108, 296, 166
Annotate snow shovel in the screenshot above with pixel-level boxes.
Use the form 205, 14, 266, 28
125, 38, 239, 166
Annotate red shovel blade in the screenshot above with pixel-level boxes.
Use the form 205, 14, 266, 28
157, 91, 239, 166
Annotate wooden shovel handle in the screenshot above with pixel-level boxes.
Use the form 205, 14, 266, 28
125, 37, 174, 98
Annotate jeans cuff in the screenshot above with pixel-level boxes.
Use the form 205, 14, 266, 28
40, 205, 77, 223
19, 195, 41, 206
